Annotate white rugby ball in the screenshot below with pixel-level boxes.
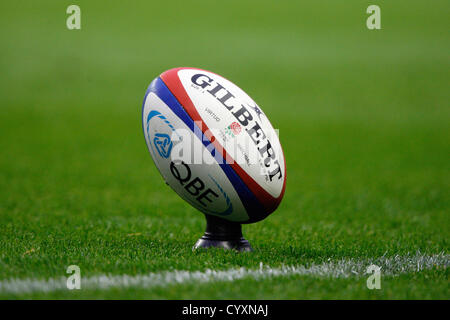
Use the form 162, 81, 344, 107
142, 67, 286, 223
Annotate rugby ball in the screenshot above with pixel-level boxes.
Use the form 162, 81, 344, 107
142, 67, 286, 223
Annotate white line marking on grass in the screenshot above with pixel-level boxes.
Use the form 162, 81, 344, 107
0, 252, 448, 295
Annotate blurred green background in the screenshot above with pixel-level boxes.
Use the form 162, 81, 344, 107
0, 1, 448, 299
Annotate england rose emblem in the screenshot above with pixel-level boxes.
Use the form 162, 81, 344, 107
230, 122, 241, 135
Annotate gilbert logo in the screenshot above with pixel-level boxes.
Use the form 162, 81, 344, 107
154, 133, 173, 158
190, 73, 283, 182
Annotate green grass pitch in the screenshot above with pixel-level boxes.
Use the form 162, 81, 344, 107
0, 1, 448, 299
